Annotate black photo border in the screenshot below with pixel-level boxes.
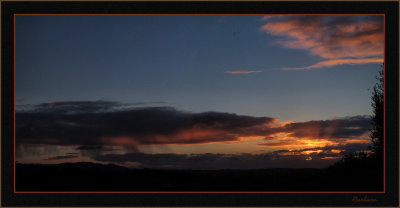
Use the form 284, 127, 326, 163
1, 1, 399, 207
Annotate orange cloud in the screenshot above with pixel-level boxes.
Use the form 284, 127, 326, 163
261, 15, 384, 69
257, 116, 371, 153
301, 150, 323, 155
102, 115, 371, 149
330, 149, 342, 154
225, 70, 263, 74
268, 142, 370, 161
321, 156, 341, 160
16, 101, 372, 156
259, 138, 341, 149
282, 58, 384, 70
101, 128, 235, 146
259, 139, 300, 147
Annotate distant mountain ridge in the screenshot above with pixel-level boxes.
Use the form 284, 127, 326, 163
16, 161, 322, 171
16, 162, 131, 172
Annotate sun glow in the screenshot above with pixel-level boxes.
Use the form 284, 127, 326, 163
301, 150, 323, 155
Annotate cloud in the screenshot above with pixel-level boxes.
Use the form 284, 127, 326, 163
258, 139, 300, 147
268, 142, 370, 162
16, 101, 276, 147
15, 101, 373, 168
93, 142, 370, 169
282, 58, 384, 70
225, 70, 263, 74
16, 144, 67, 158
272, 143, 369, 155
333, 142, 371, 155
262, 115, 371, 141
129, 101, 171, 106
261, 15, 384, 69
16, 101, 371, 151
16, 100, 172, 114
45, 142, 369, 169
45, 155, 78, 160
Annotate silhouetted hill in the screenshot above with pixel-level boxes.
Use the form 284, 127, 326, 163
17, 162, 130, 172
16, 162, 382, 192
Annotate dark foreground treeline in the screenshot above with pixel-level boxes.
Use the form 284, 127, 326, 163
16, 157, 382, 192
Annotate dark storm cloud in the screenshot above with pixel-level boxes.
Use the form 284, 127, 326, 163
16, 101, 372, 150
16, 101, 275, 147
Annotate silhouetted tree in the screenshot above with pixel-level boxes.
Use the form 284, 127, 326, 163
370, 65, 384, 156
329, 65, 384, 170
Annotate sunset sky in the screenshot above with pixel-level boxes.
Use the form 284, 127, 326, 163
15, 15, 384, 169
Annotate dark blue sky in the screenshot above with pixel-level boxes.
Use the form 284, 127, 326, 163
15, 15, 384, 167
15, 15, 382, 122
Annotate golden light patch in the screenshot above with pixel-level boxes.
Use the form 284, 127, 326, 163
237, 136, 265, 142
301, 150, 323, 155
331, 149, 342, 153
321, 157, 341, 160
290, 139, 339, 149
344, 139, 371, 143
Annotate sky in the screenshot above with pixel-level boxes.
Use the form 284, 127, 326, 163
15, 15, 384, 169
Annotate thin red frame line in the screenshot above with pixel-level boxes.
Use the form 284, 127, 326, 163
14, 13, 385, 16
383, 14, 386, 194
14, 191, 384, 194
13, 14, 16, 194
13, 13, 386, 194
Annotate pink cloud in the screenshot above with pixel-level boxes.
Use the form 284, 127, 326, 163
260, 15, 384, 69
282, 58, 384, 70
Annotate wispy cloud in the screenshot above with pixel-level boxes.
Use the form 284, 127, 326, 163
16, 100, 172, 113
261, 15, 384, 70
225, 70, 263, 74
282, 58, 384, 70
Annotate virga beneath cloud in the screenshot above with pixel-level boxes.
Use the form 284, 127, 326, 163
16, 101, 371, 148
15, 101, 373, 169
